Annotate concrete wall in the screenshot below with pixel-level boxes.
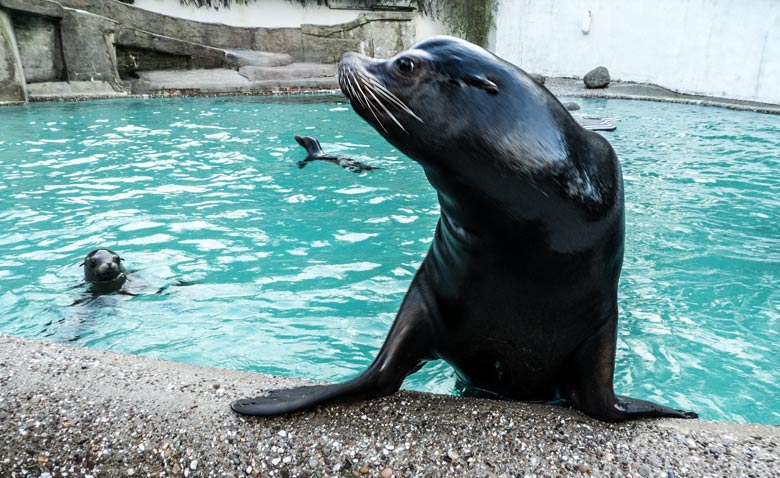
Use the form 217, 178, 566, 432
494, 0, 780, 104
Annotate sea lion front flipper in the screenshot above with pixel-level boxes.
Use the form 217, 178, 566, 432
231, 275, 436, 416
563, 319, 698, 421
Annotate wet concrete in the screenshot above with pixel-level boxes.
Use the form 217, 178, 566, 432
1, 335, 777, 477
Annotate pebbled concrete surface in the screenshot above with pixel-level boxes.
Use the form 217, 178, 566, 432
0, 335, 777, 478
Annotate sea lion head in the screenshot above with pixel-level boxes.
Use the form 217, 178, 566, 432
81, 249, 126, 285
338, 36, 575, 177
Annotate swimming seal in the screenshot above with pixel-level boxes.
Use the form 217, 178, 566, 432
81, 249, 127, 294
294, 135, 378, 173
232, 36, 697, 422
76, 249, 191, 303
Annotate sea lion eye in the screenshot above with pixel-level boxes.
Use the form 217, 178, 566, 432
89, 259, 97, 267
395, 57, 414, 74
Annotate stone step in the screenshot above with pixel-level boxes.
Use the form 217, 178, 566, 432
238, 63, 337, 81
225, 49, 294, 68
130, 68, 339, 94
27, 81, 128, 100
133, 69, 250, 91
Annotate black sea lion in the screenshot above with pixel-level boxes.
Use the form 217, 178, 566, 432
70, 248, 133, 306
81, 248, 128, 294
74, 249, 185, 304
233, 36, 697, 422
294, 135, 378, 173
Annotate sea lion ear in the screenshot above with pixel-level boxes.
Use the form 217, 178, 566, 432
463, 74, 499, 95
79, 261, 85, 267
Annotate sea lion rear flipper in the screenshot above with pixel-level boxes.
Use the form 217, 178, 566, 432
563, 319, 698, 421
232, 276, 436, 416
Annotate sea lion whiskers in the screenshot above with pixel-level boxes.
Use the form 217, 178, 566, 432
343, 66, 368, 111
342, 61, 420, 133
348, 68, 390, 134
363, 76, 424, 124
363, 83, 408, 132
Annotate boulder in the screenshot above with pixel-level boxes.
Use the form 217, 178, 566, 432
562, 101, 581, 111
584, 66, 610, 89
529, 72, 545, 86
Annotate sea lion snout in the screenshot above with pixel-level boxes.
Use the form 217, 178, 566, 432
82, 249, 124, 283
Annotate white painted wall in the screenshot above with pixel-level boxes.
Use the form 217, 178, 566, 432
494, 0, 780, 104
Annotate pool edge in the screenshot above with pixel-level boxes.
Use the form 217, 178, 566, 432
1, 335, 777, 477
9, 77, 780, 115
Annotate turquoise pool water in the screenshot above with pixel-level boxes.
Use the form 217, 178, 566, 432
0, 96, 777, 424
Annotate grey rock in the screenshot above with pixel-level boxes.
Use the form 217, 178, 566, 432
226, 49, 293, 68
584, 66, 610, 89
60, 8, 121, 88
529, 72, 546, 85
116, 27, 231, 72
253, 28, 304, 60
302, 34, 363, 64
562, 101, 581, 111
7, 11, 64, 82
637, 464, 652, 477
238, 63, 336, 81
0, 0, 64, 18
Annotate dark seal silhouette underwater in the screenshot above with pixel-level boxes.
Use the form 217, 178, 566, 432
294, 135, 378, 173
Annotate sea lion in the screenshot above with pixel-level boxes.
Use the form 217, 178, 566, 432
74, 249, 186, 305
294, 135, 378, 173
81, 248, 128, 294
232, 36, 697, 422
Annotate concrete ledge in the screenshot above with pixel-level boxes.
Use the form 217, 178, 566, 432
0, 335, 777, 477
544, 78, 780, 115
27, 80, 127, 100
131, 68, 339, 96
0, 0, 63, 19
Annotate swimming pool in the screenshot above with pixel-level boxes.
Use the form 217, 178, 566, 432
0, 96, 777, 424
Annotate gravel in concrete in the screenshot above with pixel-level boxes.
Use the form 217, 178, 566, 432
1, 335, 777, 478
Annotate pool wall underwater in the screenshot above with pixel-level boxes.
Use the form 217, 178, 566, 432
0, 95, 778, 429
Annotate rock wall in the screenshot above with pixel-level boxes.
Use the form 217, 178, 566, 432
9, 11, 64, 82
0, 0, 418, 103
302, 11, 414, 61
55, 0, 415, 62
60, 8, 121, 86
0, 8, 26, 103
